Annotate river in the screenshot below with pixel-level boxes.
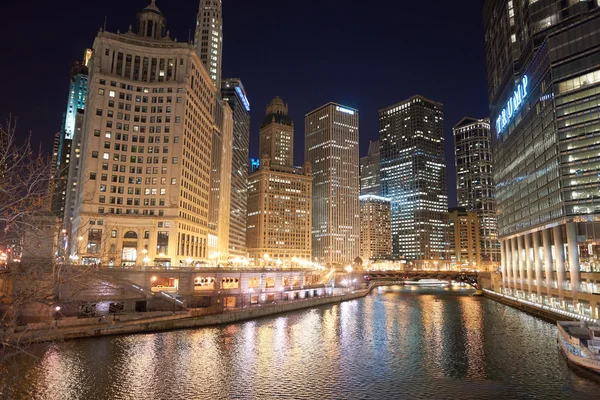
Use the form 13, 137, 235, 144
1, 285, 599, 399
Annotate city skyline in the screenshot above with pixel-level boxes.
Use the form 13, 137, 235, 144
0, 0, 489, 207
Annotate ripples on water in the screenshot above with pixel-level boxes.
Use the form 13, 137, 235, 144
1, 286, 599, 399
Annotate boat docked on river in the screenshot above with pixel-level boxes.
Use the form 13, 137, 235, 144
557, 321, 600, 374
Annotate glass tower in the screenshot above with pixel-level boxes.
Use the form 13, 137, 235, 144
484, 0, 600, 314
380, 96, 448, 267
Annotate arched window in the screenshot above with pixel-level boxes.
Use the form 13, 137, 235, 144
124, 231, 138, 239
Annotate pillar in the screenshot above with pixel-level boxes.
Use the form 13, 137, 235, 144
524, 233, 534, 297
532, 231, 543, 302
517, 235, 525, 294
553, 225, 565, 300
500, 240, 507, 289
511, 237, 519, 294
542, 228, 553, 298
505, 239, 512, 292
566, 222, 581, 301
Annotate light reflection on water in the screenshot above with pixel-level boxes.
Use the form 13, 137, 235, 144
2, 285, 600, 399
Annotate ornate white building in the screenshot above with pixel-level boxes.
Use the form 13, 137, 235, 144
69, 1, 215, 267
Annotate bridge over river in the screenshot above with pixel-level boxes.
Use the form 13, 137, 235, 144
363, 270, 483, 289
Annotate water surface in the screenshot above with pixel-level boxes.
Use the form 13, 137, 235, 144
1, 285, 599, 399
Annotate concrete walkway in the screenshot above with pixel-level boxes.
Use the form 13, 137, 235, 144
8, 287, 374, 344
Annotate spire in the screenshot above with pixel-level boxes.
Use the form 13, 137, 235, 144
145, 0, 160, 12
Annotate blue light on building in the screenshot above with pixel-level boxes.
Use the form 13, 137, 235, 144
495, 75, 528, 136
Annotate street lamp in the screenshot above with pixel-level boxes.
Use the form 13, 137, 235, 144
186, 257, 193, 267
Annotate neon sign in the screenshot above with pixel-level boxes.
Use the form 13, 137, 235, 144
336, 106, 355, 115
496, 75, 528, 135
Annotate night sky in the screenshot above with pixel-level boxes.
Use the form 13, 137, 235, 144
1, 0, 489, 207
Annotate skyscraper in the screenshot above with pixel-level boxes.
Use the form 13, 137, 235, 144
359, 195, 392, 263
360, 140, 381, 195
221, 78, 251, 257
247, 98, 312, 265
305, 103, 360, 265
484, 0, 600, 314
51, 50, 91, 222
453, 117, 499, 270
195, 0, 223, 91
380, 96, 448, 268
69, 1, 215, 267
259, 96, 294, 168
208, 99, 233, 261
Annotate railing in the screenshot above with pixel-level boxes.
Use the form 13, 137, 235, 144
94, 265, 314, 273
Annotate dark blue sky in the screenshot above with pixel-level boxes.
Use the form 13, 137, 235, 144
0, 0, 488, 207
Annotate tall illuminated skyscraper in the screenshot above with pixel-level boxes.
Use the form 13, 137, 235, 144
51, 50, 92, 222
195, 0, 223, 91
221, 78, 251, 257
247, 99, 311, 264
305, 103, 360, 265
380, 96, 448, 267
453, 117, 499, 270
484, 0, 600, 313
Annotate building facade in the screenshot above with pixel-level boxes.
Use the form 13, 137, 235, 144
51, 52, 92, 222
305, 103, 360, 265
221, 78, 251, 257
247, 98, 312, 264
360, 140, 381, 195
484, 0, 600, 317
69, 2, 215, 267
453, 117, 499, 270
208, 99, 233, 261
259, 96, 294, 168
246, 158, 312, 265
359, 195, 392, 263
195, 0, 223, 91
380, 96, 448, 268
448, 207, 481, 269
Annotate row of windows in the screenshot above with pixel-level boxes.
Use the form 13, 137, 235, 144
93, 131, 178, 143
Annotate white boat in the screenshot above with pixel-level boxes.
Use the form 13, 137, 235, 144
404, 279, 448, 287
557, 321, 600, 374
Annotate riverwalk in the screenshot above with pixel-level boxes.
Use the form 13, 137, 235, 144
7, 284, 394, 344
